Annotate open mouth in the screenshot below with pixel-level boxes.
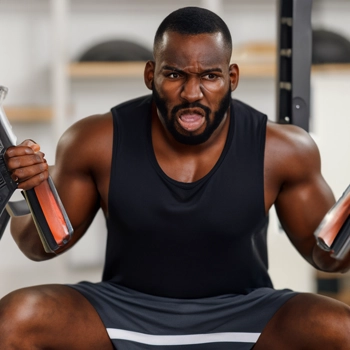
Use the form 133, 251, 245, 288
177, 109, 206, 132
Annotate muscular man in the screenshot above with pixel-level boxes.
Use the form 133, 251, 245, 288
1, 6, 349, 350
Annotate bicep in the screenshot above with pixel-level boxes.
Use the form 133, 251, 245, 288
274, 134, 335, 266
49, 124, 102, 247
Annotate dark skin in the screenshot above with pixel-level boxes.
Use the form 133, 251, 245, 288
0, 31, 349, 349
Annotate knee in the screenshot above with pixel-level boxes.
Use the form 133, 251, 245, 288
290, 294, 350, 346
320, 299, 350, 344
0, 287, 51, 340
259, 293, 350, 349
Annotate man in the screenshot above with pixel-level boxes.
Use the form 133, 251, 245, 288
0, 6, 349, 350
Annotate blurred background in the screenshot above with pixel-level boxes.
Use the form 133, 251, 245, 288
0, 0, 349, 301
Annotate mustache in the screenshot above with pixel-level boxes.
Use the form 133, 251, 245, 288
171, 102, 211, 116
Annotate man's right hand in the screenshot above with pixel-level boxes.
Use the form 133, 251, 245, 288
4, 139, 49, 190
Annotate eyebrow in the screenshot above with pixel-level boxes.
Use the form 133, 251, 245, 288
161, 65, 223, 74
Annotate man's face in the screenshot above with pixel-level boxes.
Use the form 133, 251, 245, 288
149, 31, 238, 145
152, 82, 232, 145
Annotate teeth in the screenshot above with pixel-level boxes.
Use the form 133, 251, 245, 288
178, 113, 204, 131
181, 116, 197, 122
180, 114, 202, 121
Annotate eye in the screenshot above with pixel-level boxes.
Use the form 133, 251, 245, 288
203, 73, 218, 80
168, 72, 181, 79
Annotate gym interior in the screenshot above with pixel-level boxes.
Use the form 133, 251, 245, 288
0, 0, 349, 304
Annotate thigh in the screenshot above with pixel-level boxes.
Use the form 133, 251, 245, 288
254, 292, 350, 350
0, 284, 114, 350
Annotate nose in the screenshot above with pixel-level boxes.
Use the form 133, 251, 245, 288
180, 76, 203, 103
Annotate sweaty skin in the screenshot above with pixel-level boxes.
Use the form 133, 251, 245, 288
1, 30, 350, 350
6, 31, 342, 271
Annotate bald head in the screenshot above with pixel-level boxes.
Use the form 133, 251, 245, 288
153, 7, 232, 63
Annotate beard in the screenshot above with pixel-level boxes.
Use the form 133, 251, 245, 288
152, 85, 232, 145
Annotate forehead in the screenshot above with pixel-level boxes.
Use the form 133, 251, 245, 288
155, 31, 229, 67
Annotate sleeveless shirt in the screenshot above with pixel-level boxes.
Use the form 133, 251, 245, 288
105, 95, 272, 298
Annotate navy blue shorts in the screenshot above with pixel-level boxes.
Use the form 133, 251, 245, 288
68, 281, 297, 350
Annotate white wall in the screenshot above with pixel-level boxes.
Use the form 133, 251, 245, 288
0, 0, 349, 297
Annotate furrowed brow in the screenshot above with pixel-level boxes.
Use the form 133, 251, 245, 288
161, 65, 184, 73
161, 66, 223, 74
201, 67, 223, 74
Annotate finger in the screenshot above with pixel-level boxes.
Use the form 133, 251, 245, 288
5, 145, 35, 159
19, 139, 41, 153
16, 171, 49, 190
11, 161, 49, 184
5, 140, 41, 159
6, 152, 47, 172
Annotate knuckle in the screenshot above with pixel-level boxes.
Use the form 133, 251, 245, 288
6, 157, 20, 171
39, 163, 48, 172
5, 146, 16, 157
16, 168, 25, 178
34, 153, 46, 164
39, 173, 46, 182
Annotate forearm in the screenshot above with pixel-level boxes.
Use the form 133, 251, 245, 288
312, 243, 350, 273
5, 141, 57, 260
10, 214, 56, 261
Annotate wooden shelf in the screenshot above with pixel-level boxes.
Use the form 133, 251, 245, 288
4, 106, 53, 122
68, 60, 278, 79
237, 62, 277, 78
69, 61, 147, 78
69, 61, 350, 80
312, 64, 350, 73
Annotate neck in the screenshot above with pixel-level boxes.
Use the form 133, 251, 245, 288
151, 103, 231, 183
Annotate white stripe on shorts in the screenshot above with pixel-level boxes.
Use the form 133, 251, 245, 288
107, 328, 260, 346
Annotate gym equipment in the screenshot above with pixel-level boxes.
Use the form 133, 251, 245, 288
315, 185, 350, 260
312, 29, 350, 65
78, 39, 153, 62
0, 86, 19, 240
277, 0, 313, 132
277, 0, 350, 260
0, 86, 73, 253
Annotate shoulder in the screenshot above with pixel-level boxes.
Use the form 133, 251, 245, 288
55, 111, 113, 171
59, 111, 113, 149
265, 121, 321, 183
266, 120, 315, 149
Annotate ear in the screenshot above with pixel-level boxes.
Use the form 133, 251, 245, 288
228, 63, 239, 92
144, 60, 155, 90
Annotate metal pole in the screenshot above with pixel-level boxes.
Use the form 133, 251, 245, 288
50, 0, 70, 146
277, 0, 313, 132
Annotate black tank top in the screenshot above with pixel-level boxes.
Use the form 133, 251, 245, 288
105, 95, 272, 298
